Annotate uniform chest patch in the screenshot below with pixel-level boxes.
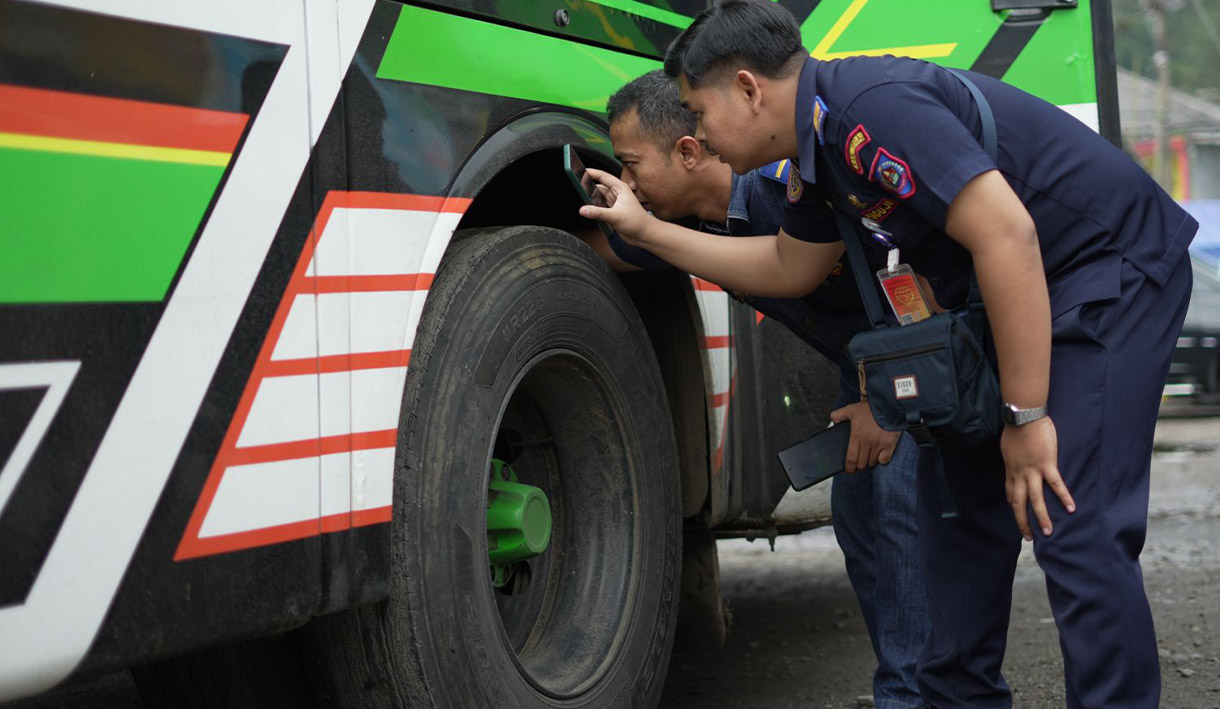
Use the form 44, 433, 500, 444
861, 198, 897, 222
813, 95, 828, 145
869, 148, 916, 199
844, 125, 871, 174
787, 161, 804, 203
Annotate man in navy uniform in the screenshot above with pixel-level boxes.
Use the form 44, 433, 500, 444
578, 1, 1196, 707
587, 70, 930, 708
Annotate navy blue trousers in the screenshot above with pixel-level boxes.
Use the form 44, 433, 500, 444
916, 254, 1193, 709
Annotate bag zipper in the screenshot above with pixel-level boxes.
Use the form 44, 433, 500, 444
856, 342, 947, 401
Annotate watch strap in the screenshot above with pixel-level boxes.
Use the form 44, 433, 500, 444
1003, 403, 1048, 427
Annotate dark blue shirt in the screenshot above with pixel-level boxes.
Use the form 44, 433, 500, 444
783, 55, 1198, 317
606, 164, 880, 374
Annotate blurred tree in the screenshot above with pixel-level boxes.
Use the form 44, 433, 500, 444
1115, 0, 1220, 101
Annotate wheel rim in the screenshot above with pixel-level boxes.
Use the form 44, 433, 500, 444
485, 349, 639, 699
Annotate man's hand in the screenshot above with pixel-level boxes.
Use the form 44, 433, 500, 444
1001, 417, 1075, 541
830, 402, 900, 473
579, 168, 654, 244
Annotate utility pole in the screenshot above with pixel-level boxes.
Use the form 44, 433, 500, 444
1142, 0, 1185, 191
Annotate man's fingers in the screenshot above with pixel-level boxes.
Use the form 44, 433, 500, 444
1045, 468, 1077, 514
829, 407, 849, 424
1009, 480, 1032, 540
586, 167, 625, 191
844, 434, 860, 474
1027, 476, 1053, 537
855, 443, 870, 474
579, 204, 609, 221
877, 435, 898, 466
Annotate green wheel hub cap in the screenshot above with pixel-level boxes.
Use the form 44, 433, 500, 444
488, 459, 552, 588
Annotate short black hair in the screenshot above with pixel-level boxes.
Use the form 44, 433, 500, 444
664, 0, 805, 88
606, 70, 696, 154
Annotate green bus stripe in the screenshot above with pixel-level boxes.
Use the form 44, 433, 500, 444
587, 0, 692, 28
798, 0, 1096, 108
377, 5, 661, 112
0, 147, 224, 303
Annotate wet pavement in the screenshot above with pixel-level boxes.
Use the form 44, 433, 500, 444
6, 417, 1219, 708
662, 416, 1220, 708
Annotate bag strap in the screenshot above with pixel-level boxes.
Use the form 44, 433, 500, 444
835, 209, 889, 329
950, 69, 997, 162
834, 69, 998, 322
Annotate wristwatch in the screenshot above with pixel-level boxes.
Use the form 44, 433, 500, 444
1002, 403, 1048, 427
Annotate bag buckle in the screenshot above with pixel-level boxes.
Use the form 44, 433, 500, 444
906, 417, 935, 448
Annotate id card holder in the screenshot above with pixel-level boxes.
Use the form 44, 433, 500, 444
876, 259, 932, 325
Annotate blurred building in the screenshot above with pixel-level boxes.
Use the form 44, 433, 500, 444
1118, 67, 1220, 200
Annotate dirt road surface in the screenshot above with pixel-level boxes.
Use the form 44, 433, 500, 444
6, 417, 1219, 708
661, 416, 1220, 708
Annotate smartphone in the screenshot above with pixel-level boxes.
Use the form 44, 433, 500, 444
777, 421, 852, 491
563, 144, 615, 239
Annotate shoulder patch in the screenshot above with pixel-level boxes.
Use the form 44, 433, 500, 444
787, 161, 804, 203
844, 125, 871, 175
868, 148, 916, 199
760, 159, 791, 185
861, 198, 898, 222
812, 95, 828, 145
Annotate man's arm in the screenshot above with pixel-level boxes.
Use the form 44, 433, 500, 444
576, 228, 642, 273
580, 168, 843, 297
945, 170, 1075, 540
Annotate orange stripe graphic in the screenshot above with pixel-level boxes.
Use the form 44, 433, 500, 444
0, 83, 248, 154
175, 190, 472, 561
309, 274, 435, 293
183, 506, 393, 559
264, 350, 413, 377
224, 429, 399, 468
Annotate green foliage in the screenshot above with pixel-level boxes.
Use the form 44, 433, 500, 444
1114, 0, 1220, 101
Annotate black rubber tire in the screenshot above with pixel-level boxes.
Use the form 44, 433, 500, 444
310, 226, 682, 707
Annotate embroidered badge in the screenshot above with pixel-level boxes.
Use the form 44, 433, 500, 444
812, 95, 828, 145
787, 161, 804, 203
893, 375, 919, 400
868, 148, 916, 199
861, 198, 898, 222
844, 124, 871, 174
847, 194, 867, 209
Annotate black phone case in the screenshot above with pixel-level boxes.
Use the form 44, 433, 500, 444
563, 144, 615, 240
777, 421, 851, 491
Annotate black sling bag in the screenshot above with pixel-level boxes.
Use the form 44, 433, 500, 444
837, 70, 1003, 449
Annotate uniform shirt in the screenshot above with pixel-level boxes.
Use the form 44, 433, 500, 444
783, 55, 1198, 317
605, 163, 881, 373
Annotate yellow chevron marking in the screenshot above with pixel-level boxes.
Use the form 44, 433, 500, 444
811, 0, 958, 61
0, 132, 232, 166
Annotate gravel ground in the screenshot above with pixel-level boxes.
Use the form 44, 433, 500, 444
662, 416, 1220, 708
7, 417, 1219, 708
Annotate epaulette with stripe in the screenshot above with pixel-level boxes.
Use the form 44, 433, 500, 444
759, 159, 792, 185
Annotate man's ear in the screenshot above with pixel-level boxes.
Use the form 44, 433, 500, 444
675, 135, 703, 169
736, 69, 763, 114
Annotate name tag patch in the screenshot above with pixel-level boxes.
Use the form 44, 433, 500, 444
844, 124, 871, 174
893, 375, 919, 399
862, 198, 897, 222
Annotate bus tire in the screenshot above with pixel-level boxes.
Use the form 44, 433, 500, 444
308, 225, 682, 708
